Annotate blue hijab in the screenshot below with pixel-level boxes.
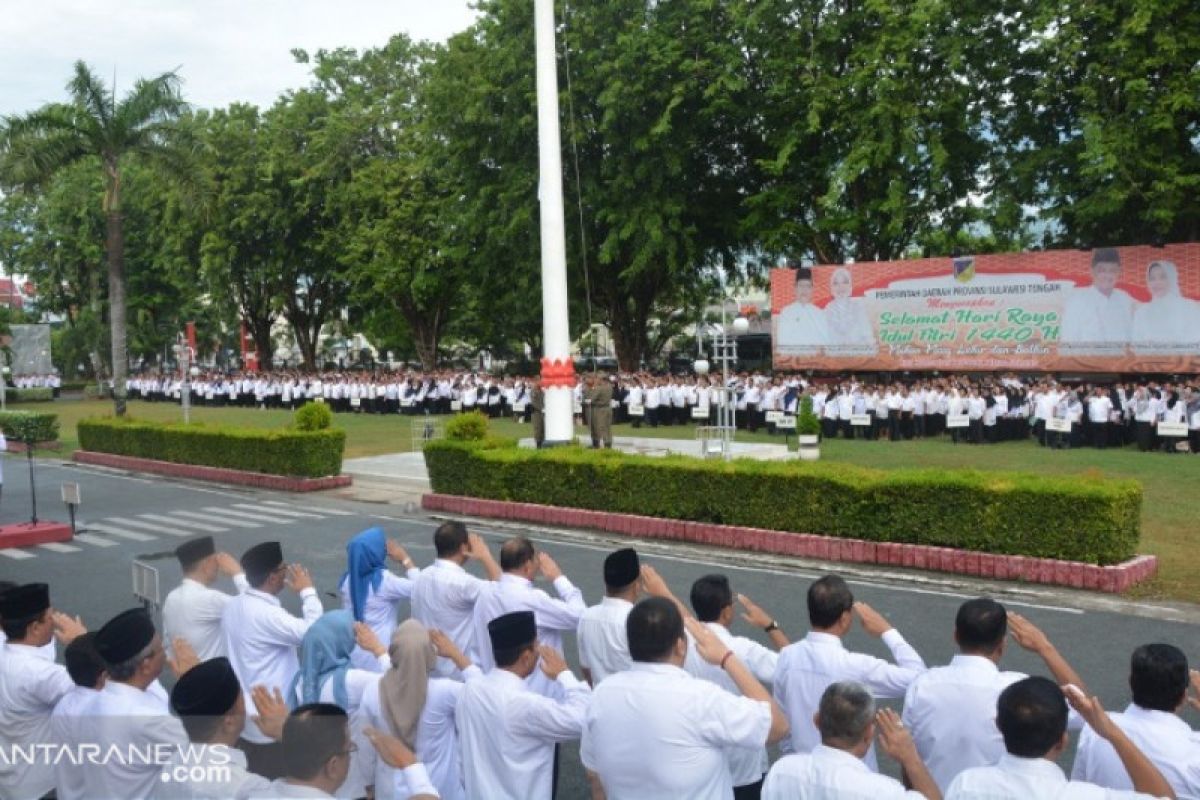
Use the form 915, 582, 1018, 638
344, 527, 387, 622
289, 610, 354, 709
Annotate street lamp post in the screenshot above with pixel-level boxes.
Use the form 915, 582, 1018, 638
696, 287, 748, 461
0, 365, 8, 411
534, 0, 575, 445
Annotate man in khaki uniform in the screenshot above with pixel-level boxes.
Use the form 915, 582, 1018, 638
531, 380, 545, 448
590, 376, 614, 449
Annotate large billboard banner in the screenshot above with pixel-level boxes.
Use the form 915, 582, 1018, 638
770, 243, 1200, 373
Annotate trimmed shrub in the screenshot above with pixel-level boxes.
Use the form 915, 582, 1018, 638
798, 395, 820, 436
423, 439, 1143, 565
0, 411, 60, 444
8, 387, 54, 403
293, 402, 334, 431
446, 411, 488, 441
79, 417, 345, 478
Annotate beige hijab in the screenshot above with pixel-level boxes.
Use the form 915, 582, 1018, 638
379, 620, 438, 749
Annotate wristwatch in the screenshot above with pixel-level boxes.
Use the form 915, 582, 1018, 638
763, 620, 780, 633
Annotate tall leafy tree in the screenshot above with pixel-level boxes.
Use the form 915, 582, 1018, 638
0, 61, 190, 414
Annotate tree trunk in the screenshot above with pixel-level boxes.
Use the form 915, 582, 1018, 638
104, 162, 128, 416
248, 314, 275, 371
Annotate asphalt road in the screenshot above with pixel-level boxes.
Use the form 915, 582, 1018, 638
3, 457, 1198, 797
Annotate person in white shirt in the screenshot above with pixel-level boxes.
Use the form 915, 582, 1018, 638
1088, 389, 1115, 449
287, 611, 392, 799
470, 537, 585, 696
50, 633, 107, 800
902, 599, 1089, 793
773, 575, 926, 770
687, 575, 791, 799
577, 548, 642, 686
946, 677, 1174, 800
582, 596, 789, 800
1072, 644, 1200, 798
81, 607, 190, 799
361, 622, 482, 800
777, 267, 829, 351
410, 521, 501, 677
247, 704, 440, 800
163, 536, 250, 662
763, 681, 939, 800
457, 610, 592, 800
339, 527, 420, 672
167, 656, 283, 800
0, 583, 88, 799
1059, 248, 1135, 353
223, 541, 324, 778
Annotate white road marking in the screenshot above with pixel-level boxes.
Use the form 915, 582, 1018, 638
89, 523, 156, 542
138, 513, 230, 533
38, 542, 81, 553
104, 517, 191, 537
231, 503, 322, 519
0, 548, 35, 559
261, 500, 356, 516
171, 510, 261, 528
73, 534, 118, 548
202, 506, 297, 525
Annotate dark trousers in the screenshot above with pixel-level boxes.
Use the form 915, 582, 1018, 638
239, 739, 287, 780
1135, 421, 1154, 452
734, 777, 764, 800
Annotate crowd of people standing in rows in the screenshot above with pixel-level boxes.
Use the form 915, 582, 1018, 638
2, 522, 1197, 799
124, 368, 1200, 453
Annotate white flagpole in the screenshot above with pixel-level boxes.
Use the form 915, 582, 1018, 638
534, 0, 575, 445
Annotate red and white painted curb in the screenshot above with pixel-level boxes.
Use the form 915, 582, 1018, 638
422, 493, 1157, 594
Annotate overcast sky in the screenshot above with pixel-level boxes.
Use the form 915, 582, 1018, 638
0, 0, 478, 117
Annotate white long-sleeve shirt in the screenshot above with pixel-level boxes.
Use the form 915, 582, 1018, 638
222, 587, 323, 744
773, 631, 925, 770
901, 654, 1027, 791
576, 597, 634, 685
0, 642, 77, 798
361, 664, 484, 800
763, 745, 925, 800
410, 559, 492, 677
581, 662, 771, 800
338, 567, 421, 671
49, 686, 102, 800
163, 574, 250, 661
685, 622, 780, 787
457, 668, 591, 800
470, 574, 585, 696
1071, 704, 1200, 798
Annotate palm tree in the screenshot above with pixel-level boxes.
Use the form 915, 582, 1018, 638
0, 61, 189, 416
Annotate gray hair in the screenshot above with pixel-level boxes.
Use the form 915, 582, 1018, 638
106, 640, 156, 682
817, 681, 875, 746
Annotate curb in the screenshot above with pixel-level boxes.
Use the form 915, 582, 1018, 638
421, 493, 1157, 594
5, 440, 62, 453
0, 521, 73, 548
73, 451, 353, 493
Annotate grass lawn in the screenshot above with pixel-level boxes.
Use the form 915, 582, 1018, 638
18, 398, 1200, 602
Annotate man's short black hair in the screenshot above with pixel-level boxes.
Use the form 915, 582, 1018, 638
0, 609, 46, 642
955, 598, 1008, 653
433, 521, 469, 558
64, 633, 106, 689
493, 642, 535, 669
1091, 248, 1121, 269
996, 676, 1068, 759
499, 536, 536, 573
807, 575, 853, 629
282, 703, 349, 780
627, 597, 684, 663
690, 575, 733, 623
1130, 643, 1188, 712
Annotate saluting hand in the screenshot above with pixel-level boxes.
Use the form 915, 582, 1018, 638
1007, 612, 1052, 655
167, 637, 200, 678
51, 611, 87, 645
1063, 684, 1116, 740
537, 552, 563, 581
537, 645, 569, 680
215, 552, 242, 577
853, 602, 893, 637
684, 617, 732, 667
386, 540, 412, 566
639, 565, 671, 599
466, 532, 489, 560
354, 622, 387, 657
1189, 670, 1200, 713
875, 708, 918, 764
363, 726, 418, 769
285, 564, 313, 593
736, 594, 773, 629
251, 685, 289, 741
429, 629, 471, 671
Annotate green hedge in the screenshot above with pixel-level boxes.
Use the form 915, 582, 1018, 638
423, 440, 1143, 565
0, 411, 60, 444
7, 388, 54, 403
79, 417, 346, 478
